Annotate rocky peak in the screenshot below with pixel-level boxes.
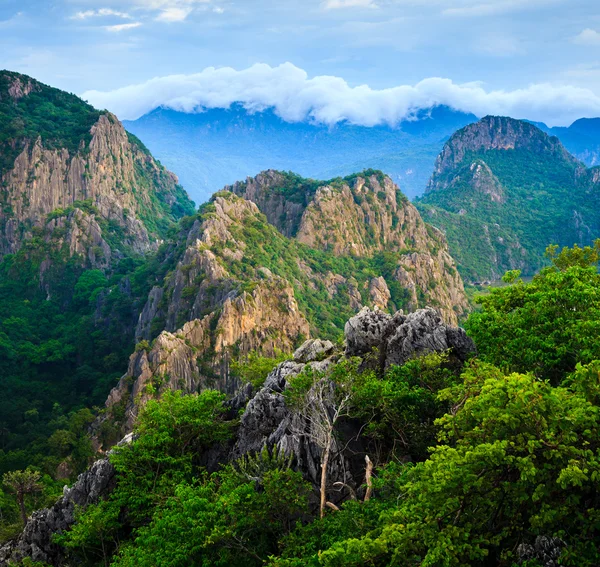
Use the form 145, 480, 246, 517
0, 72, 195, 266
227, 170, 316, 237
3, 72, 39, 100
227, 170, 469, 324
427, 116, 578, 193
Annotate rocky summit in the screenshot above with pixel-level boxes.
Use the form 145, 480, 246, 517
0, 71, 194, 268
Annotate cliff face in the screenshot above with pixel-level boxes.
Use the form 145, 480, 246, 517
418, 116, 600, 281
94, 174, 469, 445
0, 71, 194, 265
231, 170, 469, 324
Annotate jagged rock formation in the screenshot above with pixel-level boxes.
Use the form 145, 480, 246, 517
93, 180, 469, 446
0, 71, 194, 266
517, 536, 565, 567
0, 458, 116, 565
2, 307, 473, 566
345, 306, 475, 369
231, 170, 469, 324
98, 272, 310, 438
418, 116, 600, 281
230, 307, 475, 492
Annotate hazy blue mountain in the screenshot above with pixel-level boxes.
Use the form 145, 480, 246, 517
123, 105, 478, 204
529, 118, 600, 167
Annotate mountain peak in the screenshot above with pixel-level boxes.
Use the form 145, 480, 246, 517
427, 115, 576, 193
0, 71, 195, 266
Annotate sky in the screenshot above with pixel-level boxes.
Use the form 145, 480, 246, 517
1, 0, 600, 126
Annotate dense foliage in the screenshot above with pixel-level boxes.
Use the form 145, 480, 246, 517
6, 243, 596, 567
0, 72, 102, 175
466, 242, 600, 383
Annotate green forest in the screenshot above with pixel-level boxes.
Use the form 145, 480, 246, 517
417, 122, 600, 282
4, 242, 600, 566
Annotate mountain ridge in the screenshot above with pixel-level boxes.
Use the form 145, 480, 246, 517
123, 104, 478, 203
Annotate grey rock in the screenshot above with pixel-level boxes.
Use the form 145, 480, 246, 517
344, 306, 392, 357
383, 308, 475, 369
232, 356, 350, 491
293, 339, 335, 363
0, 458, 115, 566
517, 536, 565, 567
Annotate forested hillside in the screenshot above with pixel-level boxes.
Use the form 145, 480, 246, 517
0, 71, 195, 494
4, 243, 600, 567
418, 116, 600, 281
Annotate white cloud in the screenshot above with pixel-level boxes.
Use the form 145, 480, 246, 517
82, 62, 600, 126
105, 22, 143, 32
573, 29, 600, 46
323, 0, 378, 9
155, 7, 192, 21
72, 8, 133, 20
133, 0, 212, 22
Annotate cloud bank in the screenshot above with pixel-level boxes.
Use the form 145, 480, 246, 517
82, 62, 600, 126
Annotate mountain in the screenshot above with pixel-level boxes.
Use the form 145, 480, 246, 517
0, 71, 195, 472
417, 116, 600, 281
93, 170, 469, 445
0, 71, 194, 266
532, 117, 600, 167
122, 105, 478, 203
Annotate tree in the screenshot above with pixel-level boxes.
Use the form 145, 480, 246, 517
285, 362, 355, 519
466, 243, 600, 384
3, 469, 42, 525
315, 363, 600, 567
57, 390, 233, 565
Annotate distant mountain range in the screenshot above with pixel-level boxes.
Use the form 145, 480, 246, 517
530, 118, 600, 167
123, 105, 478, 204
124, 105, 600, 205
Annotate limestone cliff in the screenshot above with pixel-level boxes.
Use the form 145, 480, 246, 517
0, 71, 194, 266
94, 180, 469, 445
231, 170, 469, 324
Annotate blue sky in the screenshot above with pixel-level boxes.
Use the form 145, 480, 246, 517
1, 0, 600, 125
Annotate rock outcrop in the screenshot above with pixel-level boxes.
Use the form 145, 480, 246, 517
5, 307, 475, 565
0, 71, 194, 266
234, 306, 475, 492
345, 306, 475, 369
96, 273, 310, 444
0, 458, 116, 566
231, 170, 469, 324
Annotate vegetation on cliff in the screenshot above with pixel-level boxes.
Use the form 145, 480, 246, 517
0, 71, 101, 175
5, 243, 600, 566
417, 116, 600, 281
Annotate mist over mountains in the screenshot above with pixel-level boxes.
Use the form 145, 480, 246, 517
124, 104, 600, 204
123, 105, 477, 203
